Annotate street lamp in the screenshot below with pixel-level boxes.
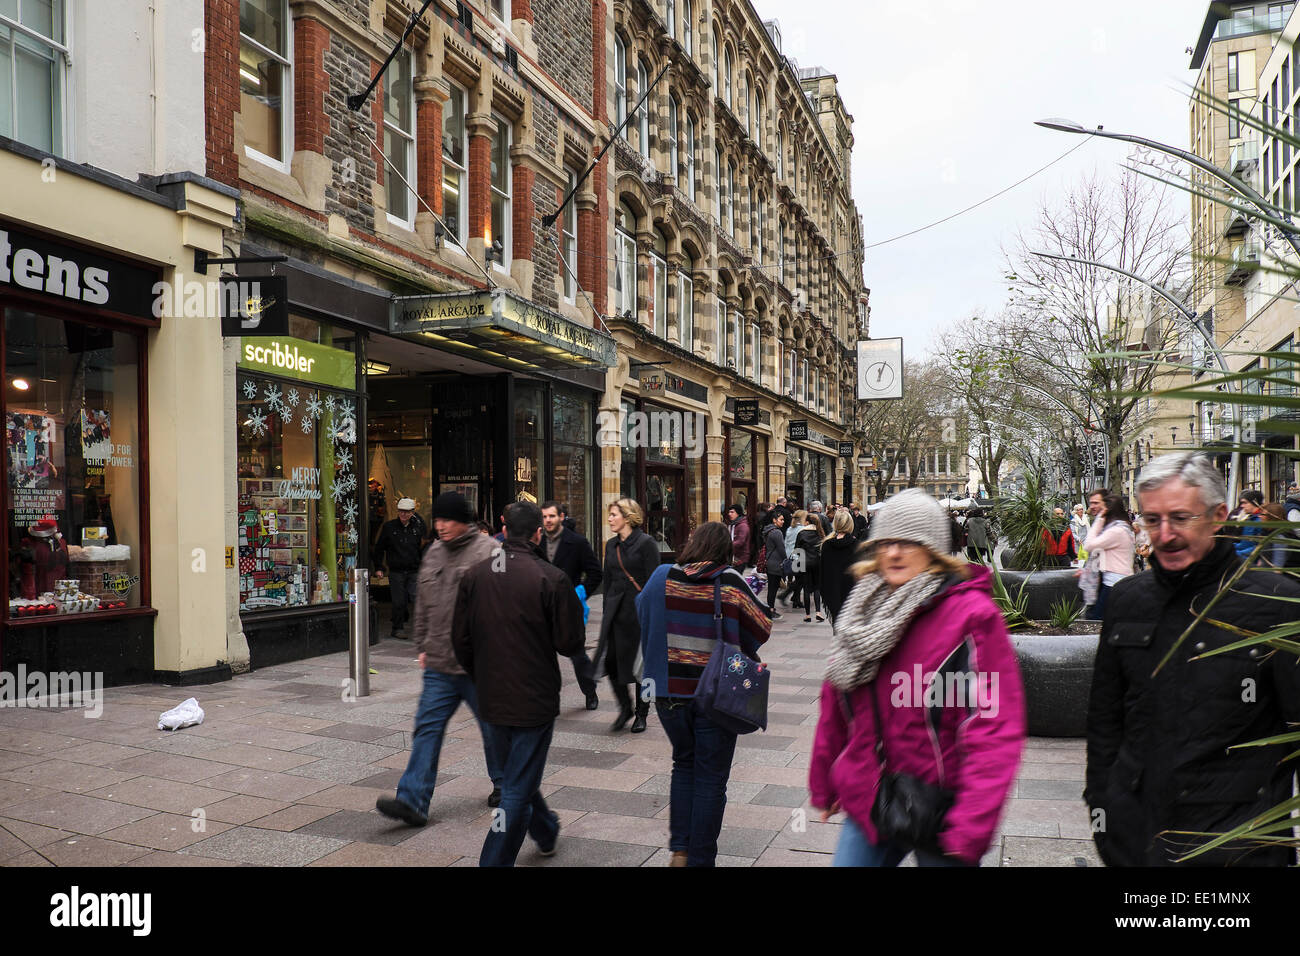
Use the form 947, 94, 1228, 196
1034, 118, 1300, 259
1027, 248, 1242, 502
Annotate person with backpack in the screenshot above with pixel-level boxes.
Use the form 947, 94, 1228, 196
795, 513, 826, 623
636, 522, 771, 866
810, 489, 1026, 866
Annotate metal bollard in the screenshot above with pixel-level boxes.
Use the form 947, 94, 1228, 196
348, 567, 370, 698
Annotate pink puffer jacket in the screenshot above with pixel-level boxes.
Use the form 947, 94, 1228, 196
809, 565, 1026, 864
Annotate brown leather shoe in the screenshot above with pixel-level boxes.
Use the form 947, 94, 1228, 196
670, 851, 688, 867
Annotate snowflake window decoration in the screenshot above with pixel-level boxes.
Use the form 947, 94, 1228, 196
331, 479, 350, 502
342, 500, 358, 525
286, 387, 300, 407
335, 448, 352, 472
300, 415, 314, 434
264, 383, 284, 414
304, 395, 323, 420
345, 527, 358, 545
241, 379, 257, 400
244, 407, 268, 437
324, 394, 336, 413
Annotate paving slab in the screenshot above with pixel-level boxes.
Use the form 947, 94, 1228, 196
101, 812, 235, 851
182, 827, 347, 866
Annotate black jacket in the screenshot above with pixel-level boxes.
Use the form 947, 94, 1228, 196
452, 539, 585, 726
1085, 537, 1300, 866
852, 512, 869, 543
595, 528, 661, 684
544, 527, 603, 592
819, 534, 861, 622
763, 524, 788, 576
794, 527, 823, 576
372, 514, 428, 572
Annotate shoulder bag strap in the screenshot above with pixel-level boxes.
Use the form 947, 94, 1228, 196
615, 542, 642, 593
714, 578, 724, 642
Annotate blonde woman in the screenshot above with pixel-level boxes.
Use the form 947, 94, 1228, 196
819, 508, 861, 625
594, 499, 661, 733
810, 489, 1026, 866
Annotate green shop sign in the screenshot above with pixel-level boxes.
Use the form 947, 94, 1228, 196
238, 337, 355, 389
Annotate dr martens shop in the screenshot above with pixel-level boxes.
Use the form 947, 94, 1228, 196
2, 225, 159, 685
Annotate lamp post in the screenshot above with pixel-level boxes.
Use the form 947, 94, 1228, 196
1027, 248, 1242, 502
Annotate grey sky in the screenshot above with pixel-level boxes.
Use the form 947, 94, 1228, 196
754, 0, 1203, 358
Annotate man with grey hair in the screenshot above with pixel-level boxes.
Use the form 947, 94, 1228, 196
808, 500, 832, 535
1086, 452, 1300, 866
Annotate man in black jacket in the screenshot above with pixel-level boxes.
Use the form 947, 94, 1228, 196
453, 501, 584, 867
541, 501, 602, 710
1086, 452, 1300, 866
372, 497, 427, 637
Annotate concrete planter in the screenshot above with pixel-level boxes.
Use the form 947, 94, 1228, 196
996, 568, 1084, 620
1011, 632, 1099, 737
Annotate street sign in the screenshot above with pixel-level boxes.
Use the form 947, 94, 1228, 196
734, 399, 760, 426
788, 420, 808, 441
838, 441, 855, 457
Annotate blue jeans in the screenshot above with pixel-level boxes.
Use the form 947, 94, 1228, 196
1086, 583, 1112, 622
479, 721, 559, 867
395, 670, 502, 817
832, 816, 972, 867
655, 699, 738, 867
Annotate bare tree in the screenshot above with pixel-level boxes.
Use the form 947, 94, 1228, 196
859, 359, 949, 500
1002, 167, 1190, 494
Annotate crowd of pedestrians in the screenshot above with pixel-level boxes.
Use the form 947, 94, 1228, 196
363, 451, 1298, 867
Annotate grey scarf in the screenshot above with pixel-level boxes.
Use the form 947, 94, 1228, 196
825, 572, 945, 691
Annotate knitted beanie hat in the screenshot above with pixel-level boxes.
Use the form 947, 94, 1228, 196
868, 488, 950, 554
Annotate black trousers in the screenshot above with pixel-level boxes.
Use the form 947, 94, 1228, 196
767, 574, 783, 612
388, 569, 417, 632
610, 678, 649, 717
570, 648, 597, 696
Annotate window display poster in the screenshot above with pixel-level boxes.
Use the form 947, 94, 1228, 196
7, 412, 60, 489
80, 409, 111, 462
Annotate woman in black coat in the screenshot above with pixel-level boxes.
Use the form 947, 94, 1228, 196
595, 498, 662, 733
793, 514, 825, 622
762, 511, 788, 617
819, 508, 862, 625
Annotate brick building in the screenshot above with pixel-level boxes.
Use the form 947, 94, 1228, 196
602, 1, 868, 553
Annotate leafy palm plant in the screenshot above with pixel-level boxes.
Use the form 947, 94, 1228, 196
993, 466, 1050, 570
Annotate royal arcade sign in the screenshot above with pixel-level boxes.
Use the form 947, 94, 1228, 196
391, 290, 617, 370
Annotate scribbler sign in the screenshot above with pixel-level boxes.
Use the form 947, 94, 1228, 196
238, 337, 356, 389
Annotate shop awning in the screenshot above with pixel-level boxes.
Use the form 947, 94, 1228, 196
390, 290, 617, 370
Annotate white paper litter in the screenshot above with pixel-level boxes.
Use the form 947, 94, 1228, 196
157, 697, 205, 731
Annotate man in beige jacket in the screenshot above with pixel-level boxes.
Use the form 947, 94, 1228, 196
376, 492, 502, 827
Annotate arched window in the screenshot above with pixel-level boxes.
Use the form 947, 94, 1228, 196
776, 126, 784, 180
756, 198, 764, 265
718, 299, 728, 365
651, 229, 668, 338
683, 0, 692, 55
724, 46, 732, 107
711, 29, 718, 92
777, 215, 785, 283
637, 61, 650, 159
739, 315, 748, 374
678, 253, 694, 347
615, 36, 627, 137
755, 90, 764, 148
668, 96, 679, 178
751, 320, 761, 382
615, 200, 637, 316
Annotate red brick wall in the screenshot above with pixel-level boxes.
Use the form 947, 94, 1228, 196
417, 97, 443, 215
204, 0, 239, 186
513, 0, 533, 23
469, 133, 490, 242
588, 0, 608, 314
512, 165, 535, 262
294, 18, 329, 153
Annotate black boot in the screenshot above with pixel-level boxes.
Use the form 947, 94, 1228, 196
630, 698, 649, 734
610, 680, 633, 732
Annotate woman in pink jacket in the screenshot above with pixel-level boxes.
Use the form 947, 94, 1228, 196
1080, 494, 1135, 621
809, 489, 1026, 866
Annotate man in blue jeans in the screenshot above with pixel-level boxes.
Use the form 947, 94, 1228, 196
376, 492, 502, 827
452, 501, 585, 866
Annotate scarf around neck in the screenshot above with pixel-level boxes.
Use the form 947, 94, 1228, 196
825, 571, 945, 692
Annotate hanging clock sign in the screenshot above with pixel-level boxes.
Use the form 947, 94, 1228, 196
857, 337, 904, 400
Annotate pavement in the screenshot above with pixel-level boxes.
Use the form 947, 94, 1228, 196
0, 596, 1100, 867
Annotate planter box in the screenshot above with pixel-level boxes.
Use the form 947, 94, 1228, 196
997, 568, 1084, 620
1011, 632, 1099, 737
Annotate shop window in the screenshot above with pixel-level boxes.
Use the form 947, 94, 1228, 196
514, 382, 544, 504
442, 82, 468, 244
553, 387, 594, 539
5, 311, 143, 619
489, 115, 511, 271
729, 430, 753, 480
685, 115, 696, 197
678, 262, 693, 348
235, 336, 358, 612
383, 46, 415, 227
240, 0, 292, 169
0, 0, 67, 155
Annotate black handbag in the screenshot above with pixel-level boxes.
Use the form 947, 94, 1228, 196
860, 687, 954, 855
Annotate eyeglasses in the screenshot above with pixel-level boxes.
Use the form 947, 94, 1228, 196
871, 540, 924, 554
1135, 510, 1213, 531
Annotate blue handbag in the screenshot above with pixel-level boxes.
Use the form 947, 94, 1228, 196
692, 578, 770, 735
